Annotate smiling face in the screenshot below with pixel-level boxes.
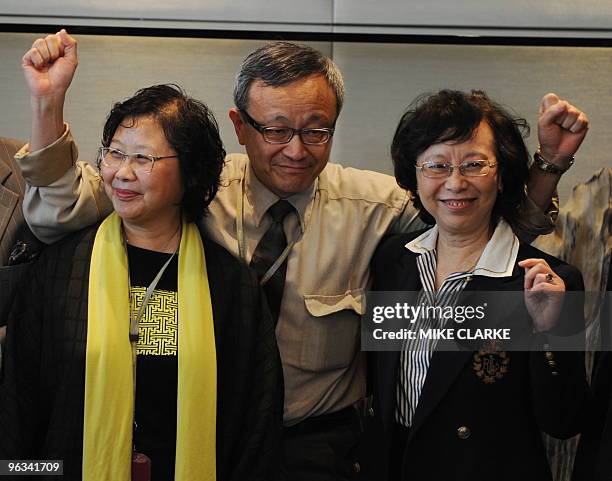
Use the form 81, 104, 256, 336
416, 121, 500, 237
100, 115, 184, 231
229, 74, 337, 198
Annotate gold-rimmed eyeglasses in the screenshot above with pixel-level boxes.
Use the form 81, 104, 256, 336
415, 160, 497, 179
97, 147, 178, 175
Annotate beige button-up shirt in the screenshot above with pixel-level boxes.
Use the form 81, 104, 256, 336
16, 125, 554, 424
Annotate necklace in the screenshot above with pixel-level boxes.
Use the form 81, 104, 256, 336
122, 221, 182, 253
161, 222, 182, 253
462, 258, 479, 273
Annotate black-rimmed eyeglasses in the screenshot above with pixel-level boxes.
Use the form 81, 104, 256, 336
240, 110, 334, 145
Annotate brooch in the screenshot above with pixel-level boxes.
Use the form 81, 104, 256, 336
472, 341, 510, 384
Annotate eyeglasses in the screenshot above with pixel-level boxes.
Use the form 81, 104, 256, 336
415, 160, 497, 178
240, 110, 334, 145
97, 147, 178, 175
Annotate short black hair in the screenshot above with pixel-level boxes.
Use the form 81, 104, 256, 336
102, 84, 225, 222
233, 41, 345, 117
391, 89, 530, 227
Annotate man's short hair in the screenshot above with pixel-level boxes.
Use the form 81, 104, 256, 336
233, 41, 345, 117
102, 84, 226, 222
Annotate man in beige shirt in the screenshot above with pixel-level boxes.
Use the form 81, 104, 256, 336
16, 30, 588, 479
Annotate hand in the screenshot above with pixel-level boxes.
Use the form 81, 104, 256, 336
519, 258, 565, 332
22, 29, 78, 100
537, 93, 589, 169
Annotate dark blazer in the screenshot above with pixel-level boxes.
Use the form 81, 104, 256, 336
0, 225, 283, 481
0, 138, 42, 324
364, 231, 588, 481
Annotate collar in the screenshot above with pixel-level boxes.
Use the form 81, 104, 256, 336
406, 224, 439, 254
405, 219, 519, 278
244, 162, 314, 231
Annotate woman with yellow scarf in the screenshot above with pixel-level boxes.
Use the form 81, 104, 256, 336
0, 84, 282, 481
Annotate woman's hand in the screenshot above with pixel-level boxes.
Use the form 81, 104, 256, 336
22, 29, 77, 100
537, 93, 589, 168
21, 29, 77, 151
518, 258, 565, 332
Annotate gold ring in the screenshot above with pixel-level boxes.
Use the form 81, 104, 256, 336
546, 273, 554, 283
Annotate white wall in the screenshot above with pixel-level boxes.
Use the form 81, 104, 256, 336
0, 32, 609, 204
2, 0, 611, 37
333, 0, 612, 36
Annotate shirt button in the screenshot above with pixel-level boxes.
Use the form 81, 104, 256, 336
353, 462, 361, 473
457, 426, 471, 439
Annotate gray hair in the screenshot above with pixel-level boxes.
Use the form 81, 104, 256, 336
233, 41, 345, 117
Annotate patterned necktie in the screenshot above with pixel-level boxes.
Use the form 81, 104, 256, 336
250, 200, 295, 325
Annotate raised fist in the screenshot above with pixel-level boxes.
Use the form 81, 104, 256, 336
537, 93, 589, 170
22, 29, 78, 99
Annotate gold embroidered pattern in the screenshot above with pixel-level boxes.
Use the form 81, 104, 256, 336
131, 286, 178, 356
473, 349, 510, 384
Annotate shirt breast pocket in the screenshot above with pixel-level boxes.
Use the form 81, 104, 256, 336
301, 288, 365, 372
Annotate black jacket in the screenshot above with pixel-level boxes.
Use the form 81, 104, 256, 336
0, 225, 283, 480
363, 230, 589, 481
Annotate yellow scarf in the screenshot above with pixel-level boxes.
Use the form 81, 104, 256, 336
83, 212, 217, 480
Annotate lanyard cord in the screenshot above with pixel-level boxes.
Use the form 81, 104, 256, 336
128, 245, 178, 446
129, 250, 177, 341
236, 169, 301, 286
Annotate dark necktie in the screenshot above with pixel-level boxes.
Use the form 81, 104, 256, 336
250, 200, 295, 325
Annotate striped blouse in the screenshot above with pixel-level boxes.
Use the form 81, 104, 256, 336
395, 249, 473, 426
394, 220, 519, 427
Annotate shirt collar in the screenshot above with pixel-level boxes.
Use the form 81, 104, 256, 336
405, 219, 519, 278
473, 219, 519, 277
406, 224, 438, 254
244, 161, 314, 231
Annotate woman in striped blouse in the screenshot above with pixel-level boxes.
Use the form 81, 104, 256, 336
366, 89, 589, 481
